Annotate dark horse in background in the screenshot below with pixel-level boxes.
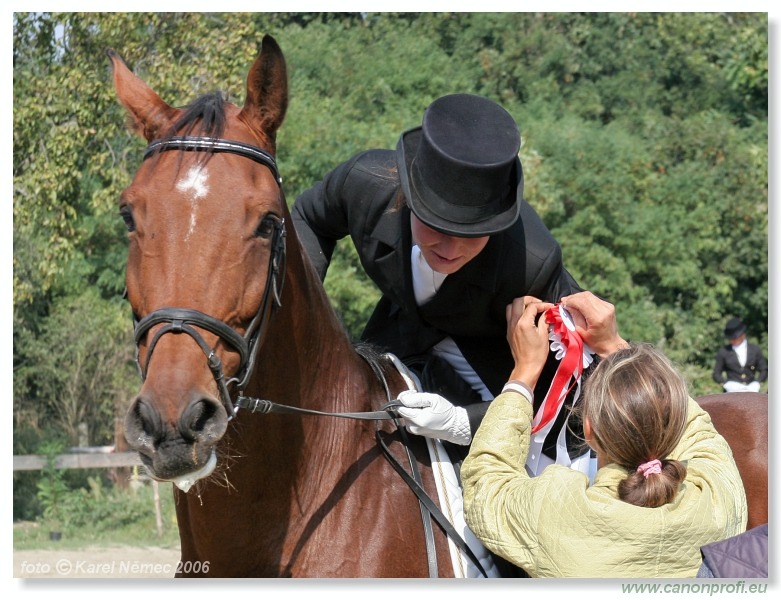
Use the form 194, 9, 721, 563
109, 36, 455, 577
109, 35, 767, 577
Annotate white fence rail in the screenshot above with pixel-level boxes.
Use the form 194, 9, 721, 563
13, 451, 142, 471
13, 447, 164, 538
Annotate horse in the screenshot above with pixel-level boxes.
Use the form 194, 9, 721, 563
696, 392, 768, 530
109, 35, 458, 577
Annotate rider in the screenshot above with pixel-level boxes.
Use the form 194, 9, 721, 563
292, 93, 593, 476
712, 317, 768, 393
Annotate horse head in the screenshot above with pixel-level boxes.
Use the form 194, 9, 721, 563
111, 36, 288, 488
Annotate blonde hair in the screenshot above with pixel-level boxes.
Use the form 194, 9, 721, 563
582, 343, 688, 508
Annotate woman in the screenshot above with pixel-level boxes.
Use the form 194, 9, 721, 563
461, 294, 747, 577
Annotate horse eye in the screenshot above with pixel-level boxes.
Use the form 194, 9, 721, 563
120, 206, 136, 232
255, 216, 276, 239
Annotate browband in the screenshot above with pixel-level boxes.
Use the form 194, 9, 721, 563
143, 136, 281, 184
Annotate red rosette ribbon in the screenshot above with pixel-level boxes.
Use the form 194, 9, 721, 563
531, 304, 585, 435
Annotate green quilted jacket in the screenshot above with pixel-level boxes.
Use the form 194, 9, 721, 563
462, 395, 748, 578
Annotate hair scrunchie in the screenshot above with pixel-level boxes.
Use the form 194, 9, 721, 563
636, 459, 662, 478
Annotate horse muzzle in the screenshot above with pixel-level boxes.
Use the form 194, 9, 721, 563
124, 392, 228, 485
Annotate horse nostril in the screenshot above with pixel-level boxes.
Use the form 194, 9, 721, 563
124, 396, 163, 451
179, 398, 228, 444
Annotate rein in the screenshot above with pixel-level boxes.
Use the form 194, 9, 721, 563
236, 396, 402, 420
237, 350, 489, 579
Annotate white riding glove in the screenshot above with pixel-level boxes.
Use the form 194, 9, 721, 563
395, 390, 472, 445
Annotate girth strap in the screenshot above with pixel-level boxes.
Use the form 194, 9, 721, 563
357, 348, 437, 578
375, 428, 489, 578
373, 353, 489, 578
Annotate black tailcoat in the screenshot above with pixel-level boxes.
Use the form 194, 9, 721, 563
293, 149, 587, 460
712, 343, 768, 386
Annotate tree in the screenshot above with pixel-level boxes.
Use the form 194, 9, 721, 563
13, 12, 768, 445
14, 289, 136, 445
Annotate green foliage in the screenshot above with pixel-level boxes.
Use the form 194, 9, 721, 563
55, 476, 156, 533
15, 477, 181, 549
322, 242, 382, 339
14, 289, 137, 445
13, 11, 768, 443
35, 440, 69, 527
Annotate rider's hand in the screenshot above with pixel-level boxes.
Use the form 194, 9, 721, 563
396, 391, 471, 445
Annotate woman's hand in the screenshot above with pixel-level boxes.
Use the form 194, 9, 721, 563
559, 291, 629, 358
505, 297, 553, 390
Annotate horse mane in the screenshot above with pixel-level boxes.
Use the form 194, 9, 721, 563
352, 341, 404, 401
352, 340, 386, 367
144, 91, 228, 170
168, 91, 227, 140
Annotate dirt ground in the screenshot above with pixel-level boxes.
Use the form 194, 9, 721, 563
14, 545, 182, 579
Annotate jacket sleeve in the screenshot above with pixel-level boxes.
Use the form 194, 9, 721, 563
292, 150, 398, 281
291, 157, 358, 280
464, 401, 491, 435
671, 398, 732, 461
531, 254, 582, 303
461, 391, 549, 569
712, 348, 727, 384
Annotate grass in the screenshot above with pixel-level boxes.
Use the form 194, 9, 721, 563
13, 478, 181, 551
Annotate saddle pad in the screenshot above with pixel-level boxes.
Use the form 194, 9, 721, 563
425, 437, 501, 577
384, 352, 500, 578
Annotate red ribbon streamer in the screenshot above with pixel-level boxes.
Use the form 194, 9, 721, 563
531, 305, 585, 434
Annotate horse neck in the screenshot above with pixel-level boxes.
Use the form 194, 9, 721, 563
249, 226, 381, 412
230, 227, 392, 502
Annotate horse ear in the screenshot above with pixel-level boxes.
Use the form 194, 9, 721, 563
107, 49, 180, 142
240, 35, 288, 144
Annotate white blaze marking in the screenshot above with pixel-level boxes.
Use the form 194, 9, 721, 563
176, 166, 210, 240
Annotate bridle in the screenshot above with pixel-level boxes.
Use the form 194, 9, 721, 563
131, 136, 287, 420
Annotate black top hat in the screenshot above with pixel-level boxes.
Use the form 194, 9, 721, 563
724, 317, 747, 339
397, 94, 523, 237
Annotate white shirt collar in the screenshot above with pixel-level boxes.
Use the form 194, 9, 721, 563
411, 245, 447, 305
